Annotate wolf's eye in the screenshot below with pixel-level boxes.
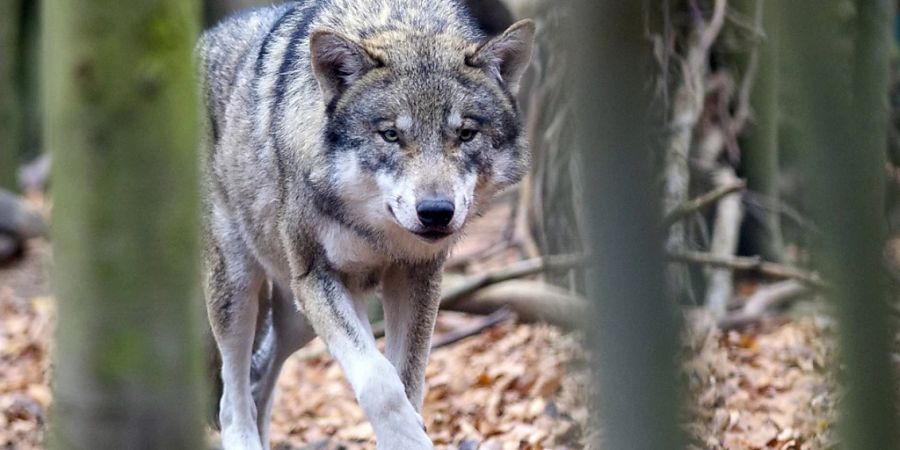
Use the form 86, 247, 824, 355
458, 128, 478, 142
380, 129, 400, 143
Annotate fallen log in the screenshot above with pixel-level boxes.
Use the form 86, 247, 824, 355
718, 280, 813, 329
442, 277, 586, 330
0, 188, 45, 239
0, 188, 45, 263
440, 253, 584, 308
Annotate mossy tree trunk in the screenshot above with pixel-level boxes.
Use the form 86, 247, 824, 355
785, 0, 899, 448
572, 1, 685, 448
44, 1, 205, 448
0, 0, 22, 190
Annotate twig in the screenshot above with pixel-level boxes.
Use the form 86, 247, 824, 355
440, 253, 585, 308
743, 191, 821, 235
718, 280, 813, 329
431, 308, 514, 349
667, 250, 828, 290
445, 237, 512, 271
663, 179, 746, 226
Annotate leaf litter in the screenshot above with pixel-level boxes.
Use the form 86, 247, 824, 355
0, 240, 842, 449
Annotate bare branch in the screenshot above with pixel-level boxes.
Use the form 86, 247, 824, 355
431, 308, 515, 349
440, 253, 585, 308
667, 250, 829, 290
663, 178, 746, 226
718, 280, 813, 329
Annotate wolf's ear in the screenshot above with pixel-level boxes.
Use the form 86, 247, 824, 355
467, 19, 535, 95
310, 29, 377, 106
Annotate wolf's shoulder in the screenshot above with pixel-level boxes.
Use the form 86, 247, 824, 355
199, 4, 291, 58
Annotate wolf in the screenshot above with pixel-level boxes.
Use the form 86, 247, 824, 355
197, 0, 534, 448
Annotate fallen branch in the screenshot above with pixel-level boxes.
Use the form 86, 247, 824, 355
440, 253, 584, 308
442, 279, 586, 330
667, 250, 828, 290
718, 280, 813, 329
431, 308, 514, 349
663, 178, 746, 227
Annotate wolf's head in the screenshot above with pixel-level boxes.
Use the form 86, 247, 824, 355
309, 20, 534, 250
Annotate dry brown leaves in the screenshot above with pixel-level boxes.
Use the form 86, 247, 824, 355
683, 312, 838, 450
0, 241, 846, 450
0, 243, 52, 450
269, 315, 589, 450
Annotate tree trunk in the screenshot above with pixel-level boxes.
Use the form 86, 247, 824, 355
44, 1, 205, 449
571, 1, 685, 448
736, 0, 785, 262
0, 0, 22, 190
520, 1, 583, 289
785, 0, 899, 448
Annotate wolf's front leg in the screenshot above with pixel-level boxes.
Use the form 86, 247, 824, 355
292, 266, 433, 450
206, 237, 266, 450
381, 261, 443, 411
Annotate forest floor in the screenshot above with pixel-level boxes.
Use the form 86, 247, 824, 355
0, 221, 841, 449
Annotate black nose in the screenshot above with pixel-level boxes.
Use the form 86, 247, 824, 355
416, 198, 455, 228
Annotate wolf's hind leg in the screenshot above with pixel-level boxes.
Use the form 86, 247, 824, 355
251, 282, 315, 448
206, 233, 266, 450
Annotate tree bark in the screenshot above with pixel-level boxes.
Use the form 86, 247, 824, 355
0, 0, 22, 190
44, 1, 205, 449
735, 0, 785, 262
785, 0, 899, 448
571, 1, 685, 448
703, 168, 745, 316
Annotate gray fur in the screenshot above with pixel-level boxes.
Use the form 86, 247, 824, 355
198, 1, 533, 448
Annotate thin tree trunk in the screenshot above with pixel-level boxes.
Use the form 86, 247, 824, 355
736, 0, 784, 262
785, 0, 899, 448
519, 0, 583, 288
663, 0, 726, 255
44, 1, 205, 449
704, 167, 744, 316
0, 0, 22, 190
571, 1, 685, 448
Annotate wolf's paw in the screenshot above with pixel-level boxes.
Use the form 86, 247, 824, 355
375, 426, 433, 450
221, 427, 265, 450
373, 409, 433, 450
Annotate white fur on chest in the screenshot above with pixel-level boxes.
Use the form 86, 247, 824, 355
318, 225, 386, 273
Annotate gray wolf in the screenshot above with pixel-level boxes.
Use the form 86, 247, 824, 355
197, 1, 533, 448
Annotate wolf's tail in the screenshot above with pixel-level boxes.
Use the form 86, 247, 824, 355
207, 282, 274, 430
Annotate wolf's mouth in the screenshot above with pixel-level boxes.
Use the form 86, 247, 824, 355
413, 229, 453, 242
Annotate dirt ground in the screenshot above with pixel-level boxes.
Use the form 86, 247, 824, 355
0, 238, 839, 450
